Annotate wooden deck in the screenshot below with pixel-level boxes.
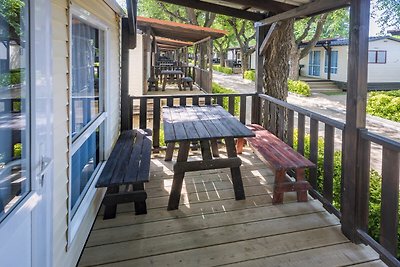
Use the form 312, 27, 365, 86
78, 147, 385, 267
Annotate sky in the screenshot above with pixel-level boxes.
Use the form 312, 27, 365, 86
116, 0, 387, 37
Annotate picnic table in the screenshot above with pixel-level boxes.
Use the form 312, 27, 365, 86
160, 70, 184, 91
163, 105, 255, 210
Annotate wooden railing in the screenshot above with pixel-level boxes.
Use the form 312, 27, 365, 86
193, 67, 212, 93
129, 93, 400, 266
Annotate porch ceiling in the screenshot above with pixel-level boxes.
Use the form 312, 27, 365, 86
137, 16, 227, 43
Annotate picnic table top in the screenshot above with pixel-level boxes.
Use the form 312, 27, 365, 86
160, 70, 183, 75
163, 105, 255, 143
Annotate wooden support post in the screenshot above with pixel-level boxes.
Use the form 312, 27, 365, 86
251, 25, 268, 124
208, 39, 213, 94
342, 0, 370, 242
121, 18, 136, 131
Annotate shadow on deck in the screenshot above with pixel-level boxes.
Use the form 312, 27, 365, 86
78, 147, 384, 267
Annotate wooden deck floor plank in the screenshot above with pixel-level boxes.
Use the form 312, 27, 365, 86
224, 243, 380, 267
79, 213, 341, 266
87, 201, 327, 247
79, 226, 348, 267
347, 260, 388, 266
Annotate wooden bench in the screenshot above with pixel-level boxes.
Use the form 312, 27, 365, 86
96, 129, 152, 219
240, 124, 315, 204
181, 77, 193, 91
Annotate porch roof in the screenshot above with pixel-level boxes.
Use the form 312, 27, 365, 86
137, 16, 227, 44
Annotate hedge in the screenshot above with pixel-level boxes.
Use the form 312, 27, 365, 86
213, 65, 233, 75
288, 80, 311, 97
212, 82, 240, 115
293, 131, 400, 256
367, 90, 400, 122
244, 70, 255, 81
0, 69, 24, 87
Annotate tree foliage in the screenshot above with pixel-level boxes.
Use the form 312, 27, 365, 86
0, 0, 25, 38
374, 0, 400, 30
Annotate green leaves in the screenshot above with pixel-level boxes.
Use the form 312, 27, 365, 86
374, 0, 400, 30
367, 90, 400, 122
288, 80, 311, 96
0, 0, 25, 37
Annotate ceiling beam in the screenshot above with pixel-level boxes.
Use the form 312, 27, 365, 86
259, 22, 278, 56
255, 0, 350, 27
157, 0, 266, 21
226, 0, 297, 13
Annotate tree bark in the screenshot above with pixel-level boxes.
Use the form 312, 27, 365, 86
241, 51, 249, 76
264, 19, 294, 101
289, 46, 301, 80
220, 52, 226, 67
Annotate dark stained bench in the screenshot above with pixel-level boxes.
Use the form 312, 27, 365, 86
96, 129, 152, 219
239, 124, 316, 204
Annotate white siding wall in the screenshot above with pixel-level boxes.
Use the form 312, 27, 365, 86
129, 33, 144, 96
51, 0, 121, 266
300, 39, 400, 83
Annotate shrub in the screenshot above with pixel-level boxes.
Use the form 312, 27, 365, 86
367, 90, 400, 122
13, 143, 22, 158
244, 70, 256, 81
0, 69, 23, 87
213, 65, 233, 75
293, 130, 399, 255
288, 80, 311, 97
212, 82, 240, 115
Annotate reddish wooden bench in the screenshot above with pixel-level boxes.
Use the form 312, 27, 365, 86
239, 124, 316, 204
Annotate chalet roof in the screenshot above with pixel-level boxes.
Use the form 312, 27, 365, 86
137, 16, 227, 45
388, 30, 400, 36
300, 36, 400, 48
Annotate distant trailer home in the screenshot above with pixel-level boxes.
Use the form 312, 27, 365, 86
299, 36, 400, 90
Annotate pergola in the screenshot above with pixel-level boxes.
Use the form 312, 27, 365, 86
120, 1, 399, 266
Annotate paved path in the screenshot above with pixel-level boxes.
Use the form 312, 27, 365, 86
213, 71, 400, 172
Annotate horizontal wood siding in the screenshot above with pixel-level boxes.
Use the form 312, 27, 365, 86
51, 0, 121, 266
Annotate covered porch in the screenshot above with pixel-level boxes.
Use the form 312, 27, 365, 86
83, 0, 399, 266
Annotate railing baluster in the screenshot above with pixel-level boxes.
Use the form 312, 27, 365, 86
139, 98, 147, 129
153, 97, 161, 150
277, 106, 285, 140
262, 99, 269, 129
287, 109, 294, 147
180, 96, 186, 106
240, 95, 246, 124
205, 95, 211, 105
380, 147, 399, 256
192, 95, 199, 106
228, 96, 235, 115
216, 95, 223, 106
269, 103, 277, 135
297, 113, 305, 155
323, 125, 335, 202
309, 119, 319, 189
167, 97, 174, 107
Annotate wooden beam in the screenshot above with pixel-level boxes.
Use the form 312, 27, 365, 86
255, 0, 350, 27
225, 0, 297, 13
157, 0, 266, 21
193, 36, 211, 46
259, 22, 278, 56
126, 0, 137, 35
341, 0, 370, 242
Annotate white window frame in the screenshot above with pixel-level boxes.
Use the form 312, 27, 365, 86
67, 4, 111, 244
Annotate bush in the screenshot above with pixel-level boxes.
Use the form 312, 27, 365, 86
293, 130, 399, 255
288, 80, 311, 97
213, 65, 233, 75
367, 90, 400, 122
212, 82, 240, 115
0, 69, 23, 87
244, 70, 255, 81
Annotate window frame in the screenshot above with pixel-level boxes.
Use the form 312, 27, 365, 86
368, 50, 387, 64
324, 50, 338, 74
67, 4, 111, 244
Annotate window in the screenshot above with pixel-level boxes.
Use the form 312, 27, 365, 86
0, 0, 30, 222
308, 51, 321, 76
70, 16, 105, 217
324, 51, 338, 74
368, 50, 386, 64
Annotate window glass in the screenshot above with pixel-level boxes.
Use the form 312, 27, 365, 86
324, 51, 338, 74
0, 0, 29, 222
308, 51, 320, 76
71, 18, 102, 138
377, 51, 386, 63
368, 51, 376, 63
71, 128, 100, 215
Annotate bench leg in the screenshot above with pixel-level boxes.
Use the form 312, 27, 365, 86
273, 170, 285, 204
168, 141, 190, 210
132, 183, 148, 215
165, 142, 175, 161
225, 138, 245, 200
295, 168, 308, 202
236, 138, 245, 154
210, 139, 219, 157
103, 185, 119, 220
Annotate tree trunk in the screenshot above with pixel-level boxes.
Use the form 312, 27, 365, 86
241, 51, 249, 77
219, 51, 226, 67
289, 48, 301, 80
264, 19, 294, 100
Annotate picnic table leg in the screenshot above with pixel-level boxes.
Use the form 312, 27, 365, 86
273, 170, 285, 204
295, 168, 308, 202
165, 142, 175, 161
178, 76, 183, 91
200, 140, 212, 160
210, 139, 219, 157
103, 185, 119, 219
168, 141, 190, 210
132, 183, 148, 215
225, 137, 245, 200
162, 74, 166, 91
